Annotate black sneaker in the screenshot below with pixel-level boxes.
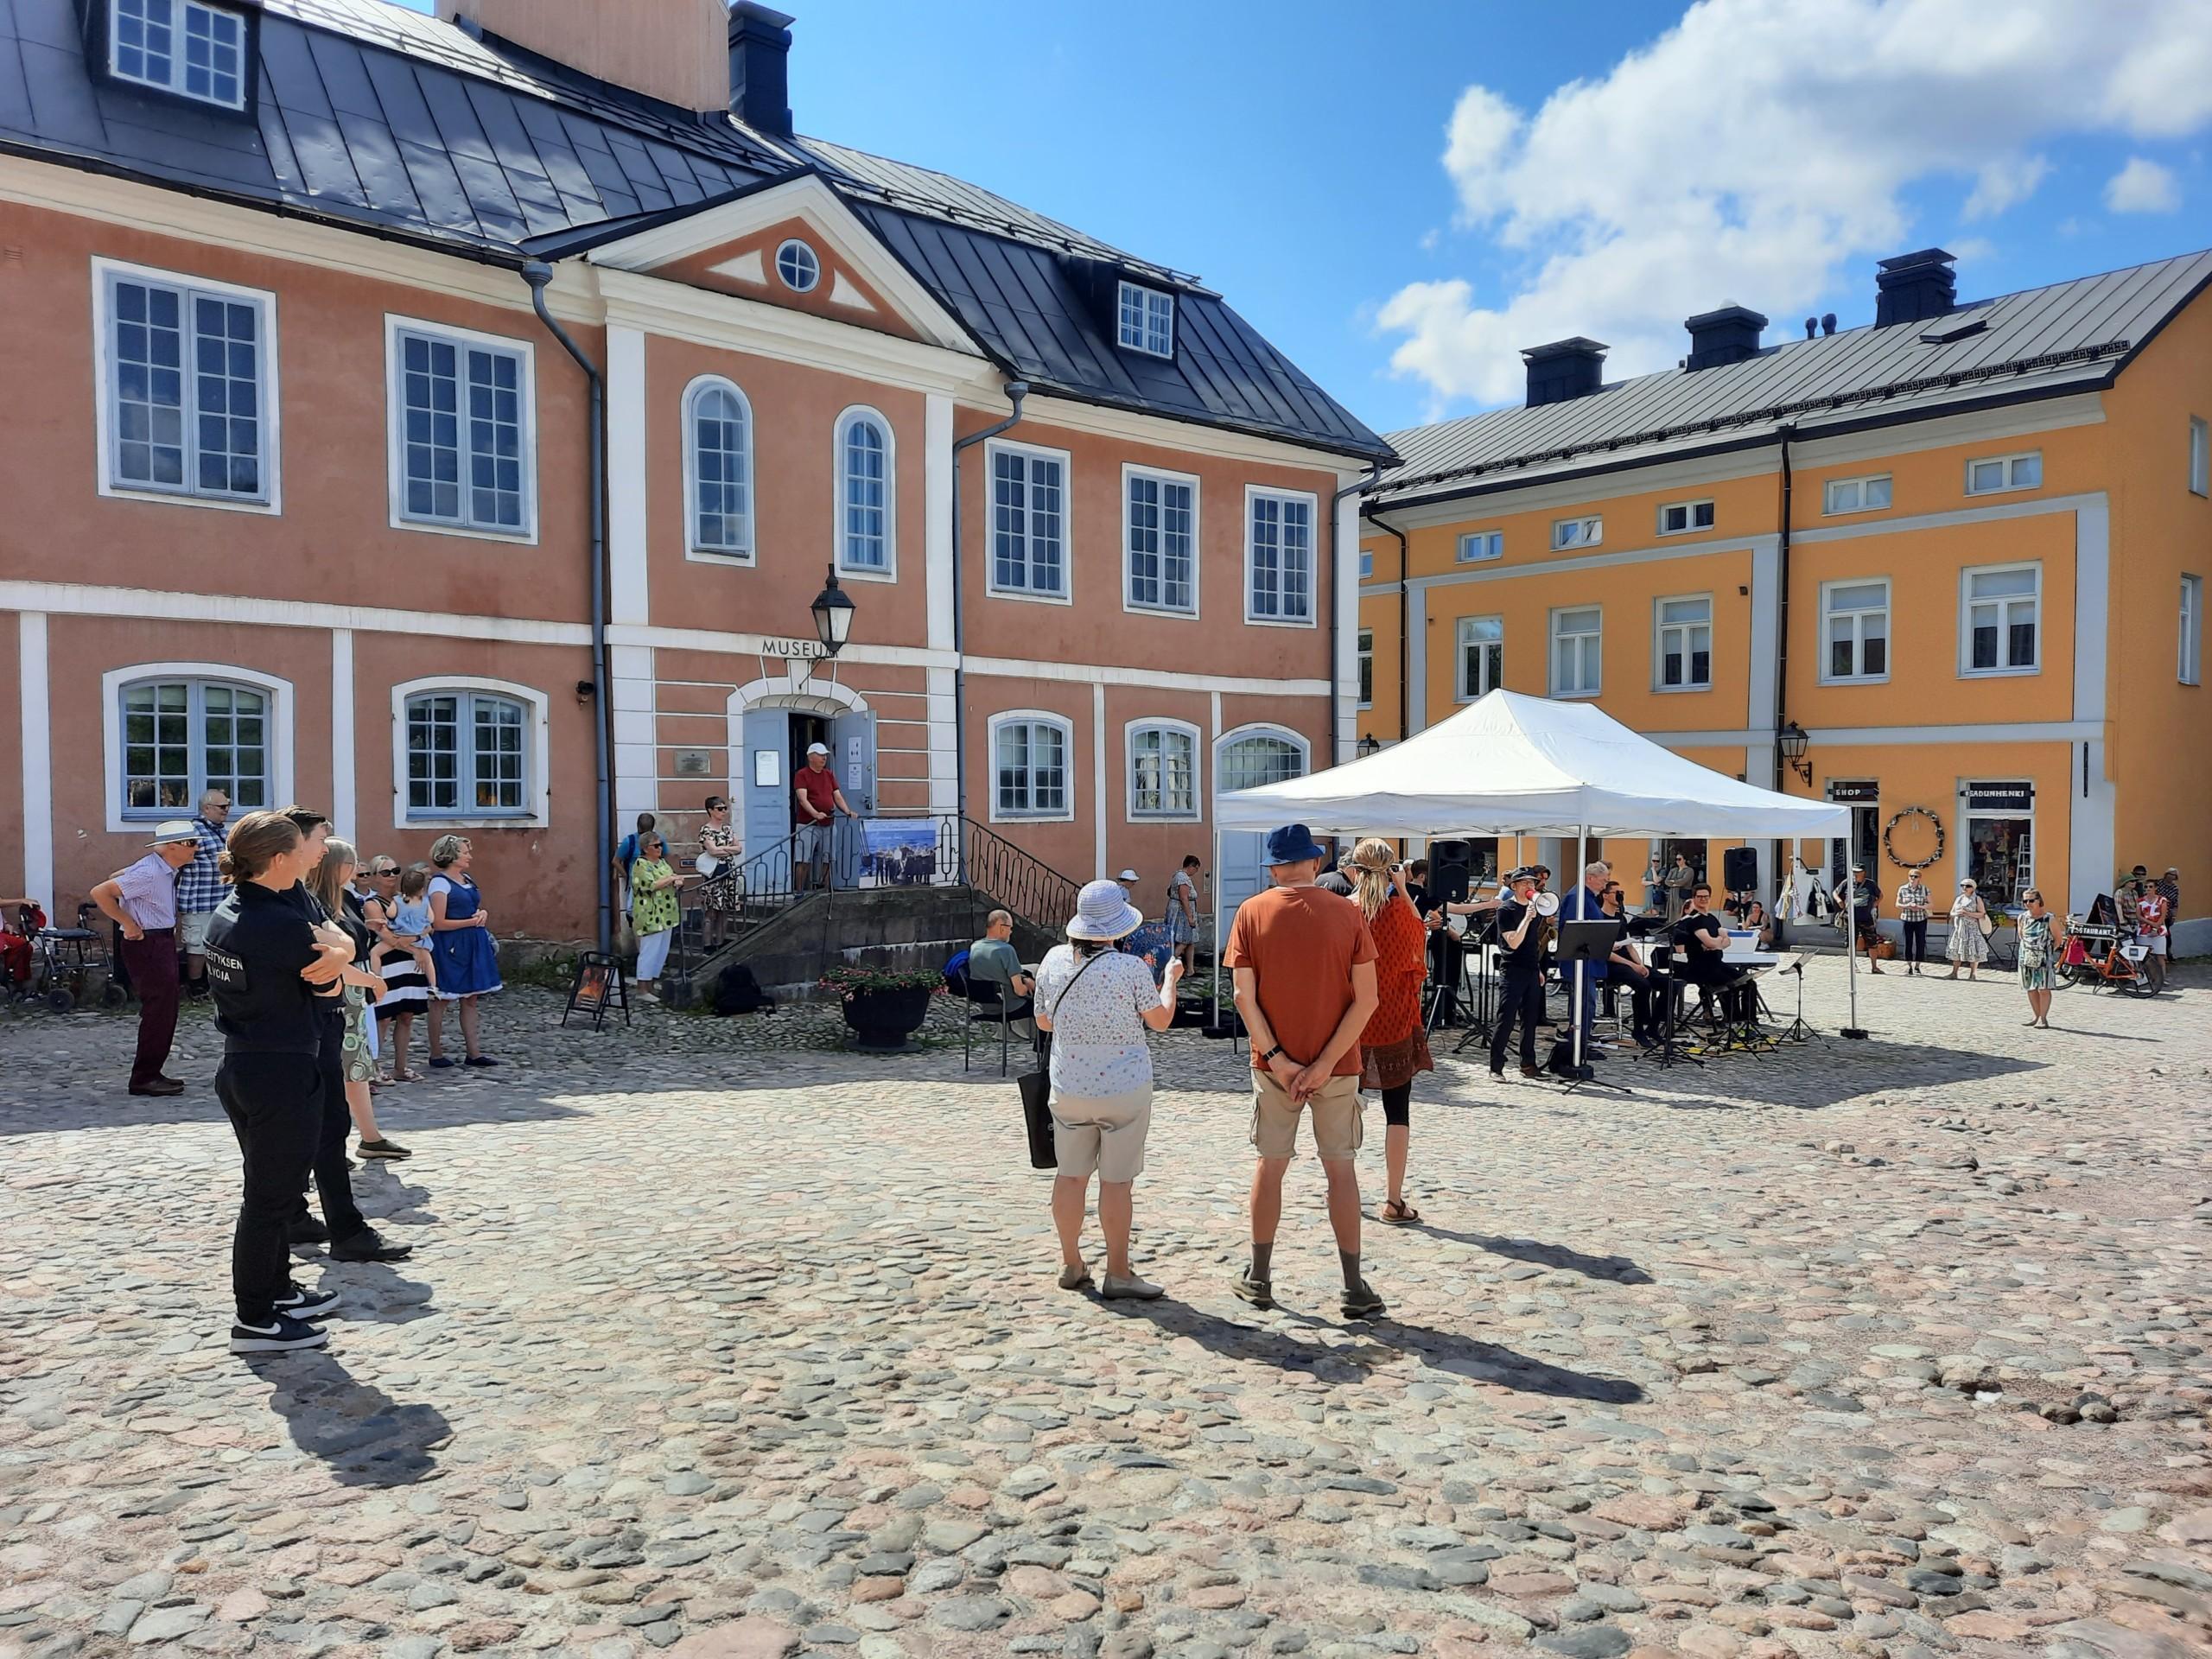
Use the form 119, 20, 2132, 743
229, 1313, 330, 1353
274, 1285, 340, 1319
1341, 1281, 1387, 1320
329, 1227, 413, 1263
285, 1214, 330, 1247
1230, 1274, 1275, 1311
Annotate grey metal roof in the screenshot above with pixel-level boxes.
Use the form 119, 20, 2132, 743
1370, 250, 2212, 507
0, 0, 1391, 459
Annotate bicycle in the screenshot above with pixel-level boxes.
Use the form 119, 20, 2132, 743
2057, 918, 2163, 997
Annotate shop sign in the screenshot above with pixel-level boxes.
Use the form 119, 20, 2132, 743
1966, 782, 2033, 812
1827, 779, 1880, 804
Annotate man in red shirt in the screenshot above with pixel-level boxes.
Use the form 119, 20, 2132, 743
792, 741, 857, 891
1224, 823, 1382, 1319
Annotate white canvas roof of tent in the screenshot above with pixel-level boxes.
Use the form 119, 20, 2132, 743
1217, 689, 1851, 841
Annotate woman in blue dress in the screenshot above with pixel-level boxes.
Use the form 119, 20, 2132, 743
424, 834, 503, 1069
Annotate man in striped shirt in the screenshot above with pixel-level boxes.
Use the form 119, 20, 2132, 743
91, 822, 200, 1096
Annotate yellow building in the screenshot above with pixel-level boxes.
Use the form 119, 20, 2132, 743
1357, 248, 2212, 950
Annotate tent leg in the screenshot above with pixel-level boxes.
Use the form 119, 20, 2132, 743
1210, 824, 1224, 1030
1571, 821, 1586, 1076
1843, 880, 1868, 1039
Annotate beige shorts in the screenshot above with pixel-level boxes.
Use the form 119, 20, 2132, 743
1052, 1084, 1153, 1183
179, 910, 213, 954
1250, 1070, 1363, 1162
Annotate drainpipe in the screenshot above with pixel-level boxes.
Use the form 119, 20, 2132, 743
1329, 465, 1381, 761
1772, 421, 1796, 942
1363, 505, 1410, 745
949, 380, 1029, 868
521, 260, 613, 957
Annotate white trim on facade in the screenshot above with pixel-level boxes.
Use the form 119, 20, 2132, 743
607, 324, 651, 625
1093, 683, 1109, 874
1119, 461, 1202, 619
18, 613, 51, 911
2068, 499, 2115, 917
389, 674, 551, 831
330, 628, 356, 837
100, 660, 296, 832
831, 403, 898, 582
924, 393, 955, 653
611, 643, 657, 829
382, 312, 540, 544
1397, 531, 1781, 595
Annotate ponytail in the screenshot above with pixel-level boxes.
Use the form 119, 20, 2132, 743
219, 810, 302, 884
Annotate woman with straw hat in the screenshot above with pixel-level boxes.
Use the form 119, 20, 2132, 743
1033, 879, 1183, 1299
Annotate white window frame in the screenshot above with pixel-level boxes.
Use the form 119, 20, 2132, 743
1551, 515, 1602, 550
1358, 548, 1374, 579
775, 238, 820, 293
2190, 417, 2209, 497
389, 677, 550, 830
2180, 573, 2202, 686
1121, 462, 1200, 618
987, 709, 1076, 823
100, 661, 293, 832
92, 257, 279, 514
1822, 473, 1892, 516
1455, 613, 1503, 703
681, 373, 755, 565
1125, 718, 1201, 823
1213, 723, 1311, 804
1653, 592, 1714, 692
1657, 499, 1714, 537
1958, 562, 2042, 677
984, 437, 1072, 604
1116, 281, 1175, 357
1357, 628, 1374, 709
1456, 529, 1504, 564
1244, 485, 1319, 627
1819, 576, 1892, 684
1964, 450, 2043, 497
384, 315, 537, 543
831, 404, 896, 582
109, 0, 248, 110
1548, 605, 1602, 697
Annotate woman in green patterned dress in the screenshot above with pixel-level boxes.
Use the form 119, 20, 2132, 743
2018, 889, 2056, 1029
629, 831, 684, 998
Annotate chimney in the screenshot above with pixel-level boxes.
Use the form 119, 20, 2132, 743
1874, 248, 1957, 327
729, 2, 795, 137
436, 0, 730, 111
1683, 304, 1767, 372
1522, 338, 1608, 407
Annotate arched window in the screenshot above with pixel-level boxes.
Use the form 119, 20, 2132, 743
117, 674, 271, 816
836, 408, 894, 575
685, 377, 753, 559
989, 711, 1073, 822
1217, 726, 1307, 794
404, 689, 531, 818
1127, 720, 1198, 819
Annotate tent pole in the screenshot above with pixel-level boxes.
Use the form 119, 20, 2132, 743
1210, 823, 1224, 1029
1571, 821, 1587, 1076
1842, 873, 1867, 1039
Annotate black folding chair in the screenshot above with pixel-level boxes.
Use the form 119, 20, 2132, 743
961, 961, 1033, 1077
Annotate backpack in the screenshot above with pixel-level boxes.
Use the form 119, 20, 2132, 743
711, 962, 772, 1016
942, 948, 972, 997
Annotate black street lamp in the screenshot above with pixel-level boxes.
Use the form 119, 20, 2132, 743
1358, 734, 1382, 758
1777, 719, 1811, 785
810, 563, 855, 658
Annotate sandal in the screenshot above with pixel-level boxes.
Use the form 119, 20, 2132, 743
1379, 1198, 1422, 1225
392, 1069, 422, 1084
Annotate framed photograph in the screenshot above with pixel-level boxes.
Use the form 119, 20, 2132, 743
859, 820, 939, 887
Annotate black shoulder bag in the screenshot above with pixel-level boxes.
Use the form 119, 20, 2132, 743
1018, 951, 1103, 1170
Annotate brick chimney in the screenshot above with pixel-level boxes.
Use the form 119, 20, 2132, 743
437, 0, 732, 111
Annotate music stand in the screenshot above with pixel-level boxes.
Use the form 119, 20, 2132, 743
1774, 953, 1819, 1044
1636, 944, 1703, 1071
1555, 920, 1632, 1093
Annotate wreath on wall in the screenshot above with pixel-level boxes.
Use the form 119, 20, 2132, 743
1883, 805, 1945, 872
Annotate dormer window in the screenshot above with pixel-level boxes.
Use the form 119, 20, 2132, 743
1116, 282, 1174, 357
111, 0, 246, 109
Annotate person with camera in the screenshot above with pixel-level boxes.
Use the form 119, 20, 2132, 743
1487, 868, 1548, 1080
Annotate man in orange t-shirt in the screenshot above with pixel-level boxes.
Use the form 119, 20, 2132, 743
1224, 823, 1382, 1319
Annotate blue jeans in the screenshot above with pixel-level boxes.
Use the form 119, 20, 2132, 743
1566, 969, 1604, 1043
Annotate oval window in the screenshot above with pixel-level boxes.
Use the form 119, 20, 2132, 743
775, 239, 821, 293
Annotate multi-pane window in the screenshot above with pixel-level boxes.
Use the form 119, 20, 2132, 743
1357, 628, 1374, 708
993, 717, 1070, 818
119, 677, 268, 817
1962, 564, 2039, 673
111, 0, 245, 109
406, 690, 528, 817
1457, 614, 1503, 702
1217, 730, 1306, 792
1966, 451, 2043, 495
1456, 530, 1503, 563
837, 410, 891, 573
1656, 595, 1713, 690
1659, 499, 1715, 536
1116, 282, 1174, 356
1552, 516, 1601, 550
990, 444, 1067, 597
687, 379, 752, 557
1823, 580, 1891, 681
1358, 548, 1374, 578
2183, 575, 2203, 685
395, 325, 528, 533
1248, 491, 1314, 622
1128, 724, 1197, 819
1823, 474, 1892, 514
1125, 469, 1195, 612
103, 269, 268, 501
1549, 607, 1601, 696
2191, 417, 2209, 497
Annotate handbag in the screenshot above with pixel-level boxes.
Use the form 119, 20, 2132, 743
1016, 951, 1103, 1172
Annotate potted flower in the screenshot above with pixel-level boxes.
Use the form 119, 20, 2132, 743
821, 963, 942, 1052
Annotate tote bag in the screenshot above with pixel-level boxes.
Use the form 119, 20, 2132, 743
1016, 952, 1103, 1171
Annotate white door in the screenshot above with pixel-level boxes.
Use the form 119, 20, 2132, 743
1216, 729, 1310, 922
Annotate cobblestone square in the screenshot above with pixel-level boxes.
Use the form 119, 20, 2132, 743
3, 965, 2209, 1659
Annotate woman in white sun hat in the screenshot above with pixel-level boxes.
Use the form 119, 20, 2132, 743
1033, 878, 1183, 1299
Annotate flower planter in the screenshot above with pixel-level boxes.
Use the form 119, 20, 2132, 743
841, 984, 934, 1052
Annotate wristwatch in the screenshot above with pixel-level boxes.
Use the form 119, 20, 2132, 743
1261, 1044, 1285, 1064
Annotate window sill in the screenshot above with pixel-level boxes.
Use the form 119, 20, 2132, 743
1964, 485, 2037, 499
987, 587, 1074, 607
1244, 613, 1318, 630
1653, 683, 1713, 695
836, 563, 899, 584
988, 810, 1076, 825
393, 516, 539, 547
1820, 505, 1888, 518
685, 546, 757, 566
1957, 665, 2040, 679
1124, 600, 1200, 620
1128, 810, 1202, 823
101, 483, 278, 516
1548, 689, 1601, 701
1816, 674, 1891, 686
399, 815, 549, 831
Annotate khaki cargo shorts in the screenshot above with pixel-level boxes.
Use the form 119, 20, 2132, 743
1052, 1084, 1154, 1183
1250, 1070, 1363, 1162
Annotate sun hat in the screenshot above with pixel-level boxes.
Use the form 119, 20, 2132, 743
148, 819, 197, 848
1067, 878, 1143, 942
1116, 868, 1140, 883
1262, 823, 1326, 865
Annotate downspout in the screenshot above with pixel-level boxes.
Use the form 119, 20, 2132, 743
521, 260, 613, 957
1328, 465, 1381, 760
1773, 421, 1796, 942
1363, 505, 1410, 744
949, 381, 1030, 872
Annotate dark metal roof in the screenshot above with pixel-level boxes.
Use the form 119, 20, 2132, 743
1370, 249, 2212, 507
0, 0, 1391, 459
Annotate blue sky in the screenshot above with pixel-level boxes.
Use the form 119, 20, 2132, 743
395, 0, 2212, 437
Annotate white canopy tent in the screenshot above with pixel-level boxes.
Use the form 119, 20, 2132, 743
1211, 690, 1859, 1054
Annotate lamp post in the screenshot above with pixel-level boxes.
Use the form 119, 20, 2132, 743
1777, 719, 1811, 786
810, 563, 856, 658
1358, 734, 1382, 758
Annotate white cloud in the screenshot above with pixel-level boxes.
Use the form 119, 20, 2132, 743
2106, 156, 2182, 213
1379, 0, 2212, 410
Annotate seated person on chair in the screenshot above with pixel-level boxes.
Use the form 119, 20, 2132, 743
1602, 880, 1661, 1048
968, 909, 1035, 1031
1673, 884, 1753, 1024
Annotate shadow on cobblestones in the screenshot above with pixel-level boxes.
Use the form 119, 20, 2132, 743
245, 1351, 448, 1487
1408, 1224, 1652, 1283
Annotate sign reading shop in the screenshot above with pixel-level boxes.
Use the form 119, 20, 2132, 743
1826, 779, 1880, 804
1965, 781, 2034, 812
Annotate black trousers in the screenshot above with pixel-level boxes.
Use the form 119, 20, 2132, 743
295, 1007, 365, 1243
1621, 974, 1660, 1037
218, 1052, 323, 1322
1490, 966, 1544, 1070
1900, 918, 1929, 964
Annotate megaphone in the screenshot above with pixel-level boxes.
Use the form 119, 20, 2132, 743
1532, 890, 1560, 918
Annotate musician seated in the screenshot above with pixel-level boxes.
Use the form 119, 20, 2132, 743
1600, 880, 1660, 1048
1673, 883, 1755, 1025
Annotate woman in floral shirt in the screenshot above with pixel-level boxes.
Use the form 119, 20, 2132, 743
628, 831, 683, 997
1894, 871, 1932, 976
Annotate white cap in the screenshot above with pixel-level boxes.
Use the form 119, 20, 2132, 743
807, 741, 829, 755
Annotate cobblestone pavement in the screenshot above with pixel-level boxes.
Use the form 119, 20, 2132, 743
3, 963, 2210, 1659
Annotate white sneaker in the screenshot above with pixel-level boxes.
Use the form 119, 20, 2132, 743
1100, 1273, 1165, 1300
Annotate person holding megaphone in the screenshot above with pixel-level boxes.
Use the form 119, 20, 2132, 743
1488, 868, 1551, 1080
